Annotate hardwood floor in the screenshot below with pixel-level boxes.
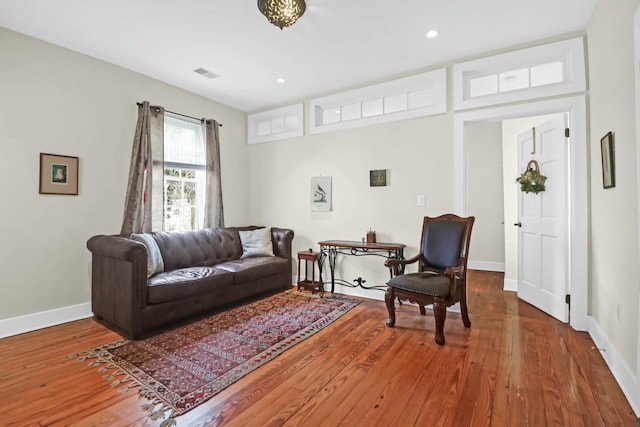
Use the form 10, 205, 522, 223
1, 270, 637, 426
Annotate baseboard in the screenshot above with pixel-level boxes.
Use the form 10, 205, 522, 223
468, 261, 505, 272
503, 278, 518, 292
588, 315, 640, 417
0, 302, 92, 339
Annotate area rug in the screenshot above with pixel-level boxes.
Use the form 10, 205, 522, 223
70, 291, 358, 426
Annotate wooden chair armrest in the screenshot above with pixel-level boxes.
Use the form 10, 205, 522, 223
385, 253, 422, 276
445, 261, 466, 295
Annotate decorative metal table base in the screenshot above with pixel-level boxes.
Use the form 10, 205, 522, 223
317, 240, 405, 294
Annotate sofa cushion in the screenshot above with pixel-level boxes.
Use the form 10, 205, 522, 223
147, 266, 234, 305
239, 227, 274, 258
131, 233, 164, 277
216, 256, 288, 284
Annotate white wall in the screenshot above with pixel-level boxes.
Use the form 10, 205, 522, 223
587, 0, 640, 377
0, 28, 248, 322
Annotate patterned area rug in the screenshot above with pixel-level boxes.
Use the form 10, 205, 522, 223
71, 291, 358, 426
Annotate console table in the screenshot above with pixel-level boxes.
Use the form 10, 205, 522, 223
317, 240, 405, 294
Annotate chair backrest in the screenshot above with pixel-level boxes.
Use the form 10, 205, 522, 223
420, 214, 475, 271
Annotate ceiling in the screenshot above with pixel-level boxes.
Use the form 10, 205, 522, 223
0, 0, 596, 113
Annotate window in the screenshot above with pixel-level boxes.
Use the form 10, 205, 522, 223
453, 37, 586, 110
163, 114, 206, 231
247, 103, 304, 144
309, 68, 446, 134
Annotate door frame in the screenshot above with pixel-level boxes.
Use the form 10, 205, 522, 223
453, 95, 588, 331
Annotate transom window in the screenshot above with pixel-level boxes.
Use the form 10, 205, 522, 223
454, 37, 586, 110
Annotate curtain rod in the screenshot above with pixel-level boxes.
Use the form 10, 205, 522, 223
136, 102, 222, 127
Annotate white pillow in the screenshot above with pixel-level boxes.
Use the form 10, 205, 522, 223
131, 233, 165, 277
239, 228, 274, 258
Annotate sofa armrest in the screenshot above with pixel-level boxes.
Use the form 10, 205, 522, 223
271, 227, 295, 284
86, 235, 148, 338
87, 235, 145, 261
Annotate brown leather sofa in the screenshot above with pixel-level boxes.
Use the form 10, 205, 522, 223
86, 226, 294, 339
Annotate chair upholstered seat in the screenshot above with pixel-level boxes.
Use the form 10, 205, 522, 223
387, 273, 450, 298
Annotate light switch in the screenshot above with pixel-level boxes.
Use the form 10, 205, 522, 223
417, 194, 426, 206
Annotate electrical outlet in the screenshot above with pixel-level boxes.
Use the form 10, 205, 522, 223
417, 194, 426, 206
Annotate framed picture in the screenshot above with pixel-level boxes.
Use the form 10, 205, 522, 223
310, 176, 331, 211
39, 153, 79, 195
369, 169, 387, 187
600, 132, 615, 189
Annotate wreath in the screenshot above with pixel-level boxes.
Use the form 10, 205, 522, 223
516, 160, 547, 194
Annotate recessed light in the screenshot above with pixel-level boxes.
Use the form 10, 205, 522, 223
276, 78, 286, 84
426, 30, 439, 39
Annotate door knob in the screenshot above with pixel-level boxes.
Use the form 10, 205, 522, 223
514, 222, 522, 227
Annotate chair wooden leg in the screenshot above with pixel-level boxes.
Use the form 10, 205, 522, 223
385, 287, 396, 327
419, 305, 426, 316
460, 294, 471, 328
433, 301, 446, 345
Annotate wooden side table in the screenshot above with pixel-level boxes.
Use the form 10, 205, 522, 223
297, 250, 323, 294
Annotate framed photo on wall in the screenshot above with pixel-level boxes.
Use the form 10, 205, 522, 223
600, 132, 615, 189
39, 153, 79, 195
369, 169, 387, 187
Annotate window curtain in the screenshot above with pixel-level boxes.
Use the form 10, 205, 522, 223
120, 101, 165, 234
203, 119, 224, 228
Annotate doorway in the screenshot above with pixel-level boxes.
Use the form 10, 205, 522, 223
454, 95, 589, 331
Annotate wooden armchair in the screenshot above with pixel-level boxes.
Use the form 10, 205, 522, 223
384, 214, 475, 345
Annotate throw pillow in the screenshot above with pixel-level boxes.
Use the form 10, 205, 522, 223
131, 233, 165, 278
239, 227, 274, 258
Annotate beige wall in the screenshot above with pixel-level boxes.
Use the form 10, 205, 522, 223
466, 121, 505, 267
247, 110, 455, 299
587, 0, 640, 374
0, 28, 248, 320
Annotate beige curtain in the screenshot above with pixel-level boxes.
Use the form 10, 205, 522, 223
120, 101, 165, 234
203, 119, 224, 228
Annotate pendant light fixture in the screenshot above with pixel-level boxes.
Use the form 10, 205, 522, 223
257, 0, 306, 29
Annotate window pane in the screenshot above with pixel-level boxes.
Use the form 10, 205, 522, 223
322, 108, 341, 124
530, 61, 564, 87
499, 68, 529, 92
164, 115, 205, 165
469, 74, 498, 98
384, 94, 408, 114
362, 98, 383, 117
341, 103, 361, 121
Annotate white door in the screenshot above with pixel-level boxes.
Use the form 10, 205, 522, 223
516, 116, 569, 322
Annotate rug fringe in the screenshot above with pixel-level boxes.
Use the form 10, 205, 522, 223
70, 351, 176, 425
143, 400, 176, 426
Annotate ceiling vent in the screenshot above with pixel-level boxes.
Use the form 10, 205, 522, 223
194, 68, 220, 79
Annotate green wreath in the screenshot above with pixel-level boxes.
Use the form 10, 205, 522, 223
516, 160, 547, 194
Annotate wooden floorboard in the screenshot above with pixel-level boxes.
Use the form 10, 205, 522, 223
0, 270, 637, 426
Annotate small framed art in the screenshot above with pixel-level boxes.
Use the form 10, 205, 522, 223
369, 169, 387, 187
310, 176, 332, 211
39, 153, 79, 195
600, 132, 615, 189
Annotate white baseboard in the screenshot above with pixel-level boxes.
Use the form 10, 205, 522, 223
0, 302, 92, 339
588, 315, 639, 417
468, 261, 505, 272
